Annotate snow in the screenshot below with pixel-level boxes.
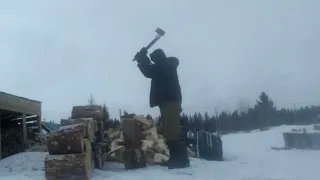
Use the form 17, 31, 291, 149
1, 125, 320, 180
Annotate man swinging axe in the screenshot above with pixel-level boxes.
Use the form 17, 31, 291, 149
133, 28, 190, 169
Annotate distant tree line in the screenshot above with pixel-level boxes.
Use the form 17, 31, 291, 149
102, 92, 320, 133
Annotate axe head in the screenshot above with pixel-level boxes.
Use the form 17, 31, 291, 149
155, 28, 165, 36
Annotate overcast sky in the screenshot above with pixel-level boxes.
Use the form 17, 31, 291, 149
1, 0, 320, 121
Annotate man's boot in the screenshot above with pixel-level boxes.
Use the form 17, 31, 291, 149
159, 140, 176, 167
167, 140, 190, 169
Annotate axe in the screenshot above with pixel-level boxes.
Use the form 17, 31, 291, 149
132, 28, 166, 61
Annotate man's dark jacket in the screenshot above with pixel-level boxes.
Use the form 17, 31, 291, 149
137, 53, 182, 108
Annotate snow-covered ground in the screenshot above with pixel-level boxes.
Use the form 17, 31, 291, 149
1, 125, 319, 180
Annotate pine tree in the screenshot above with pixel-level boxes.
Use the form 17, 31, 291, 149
255, 92, 276, 129
88, 94, 95, 105
102, 104, 109, 129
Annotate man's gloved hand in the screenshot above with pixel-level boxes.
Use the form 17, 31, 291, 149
134, 47, 149, 63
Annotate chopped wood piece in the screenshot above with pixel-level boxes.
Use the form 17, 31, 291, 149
143, 127, 159, 143
187, 147, 196, 157
141, 140, 154, 152
157, 139, 169, 156
153, 153, 169, 163
133, 115, 152, 128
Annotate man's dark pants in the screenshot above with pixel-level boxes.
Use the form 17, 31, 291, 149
159, 102, 182, 141
159, 102, 190, 169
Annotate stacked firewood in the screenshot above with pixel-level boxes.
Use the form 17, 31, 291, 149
1, 128, 23, 158
44, 118, 95, 180
70, 105, 106, 168
44, 105, 105, 180
26, 132, 47, 152
105, 114, 196, 169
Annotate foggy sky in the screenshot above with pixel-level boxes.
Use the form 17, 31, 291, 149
1, 0, 320, 121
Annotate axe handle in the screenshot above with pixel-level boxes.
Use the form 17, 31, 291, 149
132, 35, 162, 61
145, 35, 161, 50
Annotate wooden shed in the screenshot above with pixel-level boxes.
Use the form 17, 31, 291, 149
0, 91, 41, 159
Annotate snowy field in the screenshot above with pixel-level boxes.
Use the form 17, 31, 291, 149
0, 125, 319, 180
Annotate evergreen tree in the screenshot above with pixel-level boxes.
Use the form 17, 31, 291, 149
102, 104, 109, 129
255, 92, 276, 129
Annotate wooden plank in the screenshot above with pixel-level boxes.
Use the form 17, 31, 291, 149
0, 92, 41, 115
22, 113, 27, 150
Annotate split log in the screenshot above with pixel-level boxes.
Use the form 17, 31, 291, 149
153, 153, 169, 163
44, 142, 93, 180
144, 148, 156, 165
142, 127, 159, 143
47, 124, 87, 155
110, 139, 124, 152
133, 115, 152, 129
141, 140, 154, 152
156, 139, 169, 156
187, 147, 196, 157
141, 140, 155, 165
106, 146, 124, 162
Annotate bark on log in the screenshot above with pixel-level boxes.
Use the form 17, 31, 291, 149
123, 149, 146, 170
71, 105, 103, 121
47, 124, 87, 155
44, 152, 92, 180
45, 139, 92, 180
121, 119, 142, 149
94, 153, 105, 169
93, 143, 108, 169
60, 118, 95, 142
83, 139, 94, 171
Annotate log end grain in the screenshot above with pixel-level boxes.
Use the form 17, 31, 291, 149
47, 127, 85, 155
44, 153, 92, 180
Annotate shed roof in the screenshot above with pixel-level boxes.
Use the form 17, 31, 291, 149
0, 92, 41, 116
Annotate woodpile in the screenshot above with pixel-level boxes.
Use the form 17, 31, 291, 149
105, 113, 196, 169
1, 127, 23, 158
283, 131, 320, 150
26, 132, 47, 152
45, 139, 93, 180
44, 105, 105, 180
